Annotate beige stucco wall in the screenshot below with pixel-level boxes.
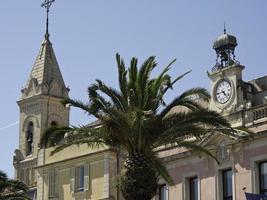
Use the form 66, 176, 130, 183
43, 144, 108, 165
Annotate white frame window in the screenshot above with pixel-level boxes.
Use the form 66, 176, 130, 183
70, 164, 89, 194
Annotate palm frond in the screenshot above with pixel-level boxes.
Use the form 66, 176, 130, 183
116, 53, 128, 99
61, 98, 91, 114
40, 126, 72, 148
159, 87, 210, 119
175, 140, 219, 163
152, 156, 174, 185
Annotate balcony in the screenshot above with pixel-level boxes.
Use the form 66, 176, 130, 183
253, 105, 267, 121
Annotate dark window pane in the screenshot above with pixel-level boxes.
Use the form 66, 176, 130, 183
75, 166, 84, 192
51, 121, 57, 126
223, 169, 232, 200
260, 162, 267, 195
189, 177, 198, 200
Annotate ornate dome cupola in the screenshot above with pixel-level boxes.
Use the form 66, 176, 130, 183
212, 26, 238, 71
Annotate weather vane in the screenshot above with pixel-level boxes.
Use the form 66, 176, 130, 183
41, 0, 56, 39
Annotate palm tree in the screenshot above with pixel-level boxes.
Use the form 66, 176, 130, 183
0, 170, 30, 200
41, 54, 245, 200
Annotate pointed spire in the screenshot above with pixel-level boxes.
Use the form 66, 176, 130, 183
22, 38, 68, 97
21, 0, 69, 99
224, 22, 226, 34
41, 0, 56, 40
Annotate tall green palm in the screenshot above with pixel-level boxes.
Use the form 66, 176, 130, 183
41, 54, 243, 200
0, 170, 30, 200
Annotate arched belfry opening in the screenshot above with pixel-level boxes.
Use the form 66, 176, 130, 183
51, 121, 57, 127
212, 26, 238, 72
25, 121, 34, 155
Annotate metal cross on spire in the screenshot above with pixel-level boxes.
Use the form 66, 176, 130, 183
41, 0, 56, 39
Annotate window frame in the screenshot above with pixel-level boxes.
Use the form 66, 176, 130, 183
159, 184, 168, 200
259, 161, 267, 195
189, 176, 198, 200
222, 169, 233, 200
75, 165, 85, 192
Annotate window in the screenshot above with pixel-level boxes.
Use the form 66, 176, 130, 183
75, 166, 85, 192
31, 169, 35, 184
159, 184, 168, 200
25, 168, 30, 185
51, 121, 57, 127
49, 170, 57, 197
259, 161, 267, 195
70, 165, 89, 193
189, 177, 198, 200
26, 122, 34, 155
20, 170, 25, 183
222, 169, 233, 200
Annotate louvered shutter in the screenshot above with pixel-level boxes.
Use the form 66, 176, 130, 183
55, 170, 59, 196
70, 167, 75, 193
84, 164, 89, 191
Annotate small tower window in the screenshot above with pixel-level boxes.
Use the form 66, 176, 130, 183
26, 122, 34, 155
20, 169, 25, 183
25, 168, 30, 185
51, 121, 57, 127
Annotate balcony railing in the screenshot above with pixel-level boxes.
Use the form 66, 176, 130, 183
253, 105, 267, 120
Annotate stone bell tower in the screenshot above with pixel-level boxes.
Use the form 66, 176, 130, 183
13, 0, 70, 190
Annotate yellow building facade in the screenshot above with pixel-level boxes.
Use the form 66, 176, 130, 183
36, 145, 118, 200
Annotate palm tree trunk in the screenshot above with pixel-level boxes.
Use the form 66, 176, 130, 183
120, 153, 158, 200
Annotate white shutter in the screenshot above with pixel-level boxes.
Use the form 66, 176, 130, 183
70, 167, 75, 193
84, 164, 89, 191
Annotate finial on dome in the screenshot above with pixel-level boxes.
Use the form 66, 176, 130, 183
224, 22, 226, 34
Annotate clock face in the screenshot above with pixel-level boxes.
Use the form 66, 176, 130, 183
216, 80, 232, 104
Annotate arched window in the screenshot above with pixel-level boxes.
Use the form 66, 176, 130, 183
26, 122, 34, 155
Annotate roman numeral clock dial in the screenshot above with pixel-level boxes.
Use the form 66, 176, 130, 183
216, 80, 232, 104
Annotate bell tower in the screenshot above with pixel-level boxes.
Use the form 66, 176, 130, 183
208, 27, 246, 126
13, 0, 70, 189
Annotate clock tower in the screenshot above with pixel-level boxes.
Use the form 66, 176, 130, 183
208, 28, 247, 127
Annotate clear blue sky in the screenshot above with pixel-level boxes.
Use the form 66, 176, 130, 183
0, 0, 267, 178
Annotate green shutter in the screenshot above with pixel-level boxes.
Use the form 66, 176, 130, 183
84, 164, 89, 191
